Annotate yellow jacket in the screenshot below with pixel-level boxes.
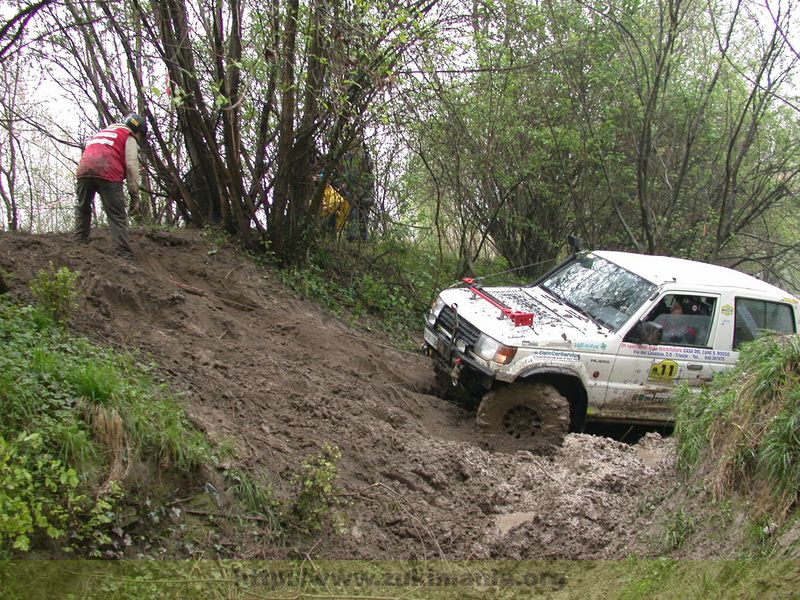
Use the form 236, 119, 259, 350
321, 184, 350, 232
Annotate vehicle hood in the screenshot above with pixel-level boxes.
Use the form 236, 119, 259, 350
437, 285, 612, 347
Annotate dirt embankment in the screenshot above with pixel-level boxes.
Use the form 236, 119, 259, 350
0, 229, 677, 559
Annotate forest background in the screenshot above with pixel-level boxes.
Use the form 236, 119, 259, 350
1, 0, 800, 292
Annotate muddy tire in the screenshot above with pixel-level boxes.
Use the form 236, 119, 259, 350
476, 382, 570, 453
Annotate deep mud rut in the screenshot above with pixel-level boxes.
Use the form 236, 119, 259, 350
0, 229, 677, 559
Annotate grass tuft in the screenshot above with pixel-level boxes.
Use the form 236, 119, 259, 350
227, 468, 283, 535
67, 362, 123, 405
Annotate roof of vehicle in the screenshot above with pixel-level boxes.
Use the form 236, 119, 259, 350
594, 250, 796, 298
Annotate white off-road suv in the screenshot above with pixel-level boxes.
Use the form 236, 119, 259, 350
423, 250, 799, 451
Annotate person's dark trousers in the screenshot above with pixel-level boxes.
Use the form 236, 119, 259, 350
75, 177, 134, 259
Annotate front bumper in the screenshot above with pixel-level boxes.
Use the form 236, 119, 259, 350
423, 326, 496, 383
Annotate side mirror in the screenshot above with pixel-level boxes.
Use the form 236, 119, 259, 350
627, 320, 663, 345
568, 235, 585, 253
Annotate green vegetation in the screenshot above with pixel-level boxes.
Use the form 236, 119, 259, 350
609, 558, 798, 600
226, 467, 282, 534
227, 443, 347, 538
29, 262, 80, 324
673, 334, 800, 528
1, 432, 82, 551
276, 236, 524, 347
0, 266, 212, 557
615, 558, 679, 600
637, 334, 800, 560
3, 558, 800, 600
662, 508, 697, 551
288, 442, 344, 534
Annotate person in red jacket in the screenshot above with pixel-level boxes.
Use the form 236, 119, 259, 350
74, 113, 147, 260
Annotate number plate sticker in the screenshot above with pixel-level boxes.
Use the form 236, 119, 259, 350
423, 327, 437, 347
648, 359, 680, 382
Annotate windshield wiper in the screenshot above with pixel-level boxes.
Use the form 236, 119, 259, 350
560, 299, 596, 323
539, 284, 565, 305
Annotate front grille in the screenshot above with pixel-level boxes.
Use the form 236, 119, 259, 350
435, 305, 481, 347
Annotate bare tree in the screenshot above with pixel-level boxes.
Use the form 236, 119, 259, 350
0, 0, 55, 63
12, 0, 441, 263
0, 56, 22, 230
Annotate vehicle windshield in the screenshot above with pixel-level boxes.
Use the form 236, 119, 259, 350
540, 254, 657, 331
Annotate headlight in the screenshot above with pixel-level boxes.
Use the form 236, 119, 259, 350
473, 334, 518, 364
426, 297, 445, 327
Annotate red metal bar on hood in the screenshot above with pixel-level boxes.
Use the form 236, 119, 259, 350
462, 278, 534, 327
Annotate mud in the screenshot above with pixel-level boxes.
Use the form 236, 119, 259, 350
0, 229, 677, 559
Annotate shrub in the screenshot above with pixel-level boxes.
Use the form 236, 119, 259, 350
288, 443, 344, 533
0, 432, 81, 553
275, 236, 520, 349
29, 263, 80, 325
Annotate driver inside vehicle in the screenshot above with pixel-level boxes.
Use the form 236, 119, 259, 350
664, 297, 696, 343
653, 295, 710, 345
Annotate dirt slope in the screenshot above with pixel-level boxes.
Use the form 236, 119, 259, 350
0, 228, 676, 559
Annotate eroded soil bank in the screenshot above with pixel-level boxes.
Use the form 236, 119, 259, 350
0, 229, 676, 559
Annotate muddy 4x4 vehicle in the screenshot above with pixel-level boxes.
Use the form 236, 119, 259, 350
423, 250, 800, 452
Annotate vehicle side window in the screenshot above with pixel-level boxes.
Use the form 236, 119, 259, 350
626, 294, 716, 347
733, 298, 796, 349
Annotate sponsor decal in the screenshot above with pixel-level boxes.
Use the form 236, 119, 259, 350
574, 342, 608, 351
517, 350, 580, 368
620, 343, 732, 362
720, 304, 734, 316
530, 350, 580, 362
631, 393, 671, 404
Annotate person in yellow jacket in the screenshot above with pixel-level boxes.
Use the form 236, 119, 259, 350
321, 182, 350, 233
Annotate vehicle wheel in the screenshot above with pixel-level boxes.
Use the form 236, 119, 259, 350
476, 382, 570, 453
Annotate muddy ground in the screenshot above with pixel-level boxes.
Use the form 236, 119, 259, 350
0, 228, 678, 560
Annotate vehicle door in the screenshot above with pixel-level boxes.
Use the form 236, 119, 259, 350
601, 292, 722, 424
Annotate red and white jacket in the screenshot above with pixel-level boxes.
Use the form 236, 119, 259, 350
76, 124, 140, 194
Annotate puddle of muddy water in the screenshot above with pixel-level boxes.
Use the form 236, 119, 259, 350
495, 512, 539, 535
634, 446, 662, 468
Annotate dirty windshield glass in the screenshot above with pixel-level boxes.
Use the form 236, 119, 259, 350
540, 254, 657, 331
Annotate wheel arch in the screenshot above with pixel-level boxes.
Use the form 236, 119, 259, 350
515, 368, 588, 432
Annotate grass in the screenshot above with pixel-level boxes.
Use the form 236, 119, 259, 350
673, 333, 800, 522
662, 508, 697, 551
226, 467, 283, 534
